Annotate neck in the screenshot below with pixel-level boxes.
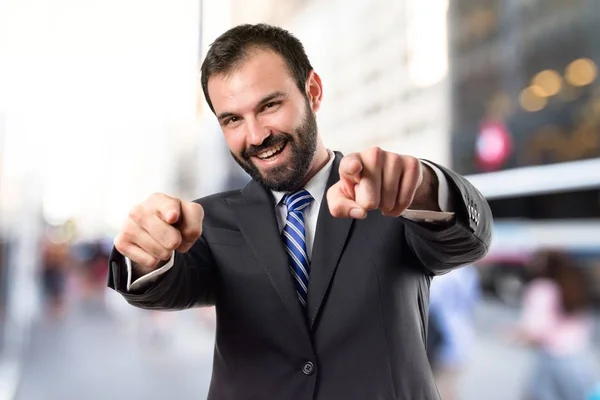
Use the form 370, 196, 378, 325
298, 140, 330, 188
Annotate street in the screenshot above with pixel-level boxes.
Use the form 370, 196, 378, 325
9, 294, 598, 400
13, 294, 215, 400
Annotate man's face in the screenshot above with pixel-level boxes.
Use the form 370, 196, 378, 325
207, 48, 318, 192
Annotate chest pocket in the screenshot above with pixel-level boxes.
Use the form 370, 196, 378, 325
203, 226, 245, 247
204, 227, 275, 309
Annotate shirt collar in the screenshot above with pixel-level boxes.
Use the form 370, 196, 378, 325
272, 149, 335, 208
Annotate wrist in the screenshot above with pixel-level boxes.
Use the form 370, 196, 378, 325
409, 164, 441, 211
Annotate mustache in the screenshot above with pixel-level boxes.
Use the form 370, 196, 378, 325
243, 134, 291, 158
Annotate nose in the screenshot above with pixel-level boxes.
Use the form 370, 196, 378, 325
246, 118, 269, 146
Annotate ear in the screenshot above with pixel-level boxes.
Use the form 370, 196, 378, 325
306, 70, 323, 112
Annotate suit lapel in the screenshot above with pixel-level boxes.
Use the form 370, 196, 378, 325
307, 152, 354, 330
228, 180, 309, 336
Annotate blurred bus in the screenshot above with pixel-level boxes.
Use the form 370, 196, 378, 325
466, 158, 600, 307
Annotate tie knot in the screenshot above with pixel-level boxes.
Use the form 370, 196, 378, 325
283, 189, 313, 213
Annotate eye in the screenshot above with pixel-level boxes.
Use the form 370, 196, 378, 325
262, 101, 281, 111
224, 116, 241, 126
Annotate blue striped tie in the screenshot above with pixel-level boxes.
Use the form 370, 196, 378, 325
282, 189, 313, 310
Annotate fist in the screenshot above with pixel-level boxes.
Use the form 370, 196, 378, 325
327, 147, 424, 219
114, 193, 204, 273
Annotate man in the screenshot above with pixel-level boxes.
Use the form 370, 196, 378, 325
108, 23, 492, 400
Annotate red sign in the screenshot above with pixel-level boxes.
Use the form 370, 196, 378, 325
475, 120, 512, 171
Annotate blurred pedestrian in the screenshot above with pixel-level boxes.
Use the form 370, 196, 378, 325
428, 265, 481, 400
510, 249, 598, 400
40, 235, 70, 319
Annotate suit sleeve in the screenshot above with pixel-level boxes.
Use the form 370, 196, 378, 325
106, 234, 218, 310
401, 161, 493, 275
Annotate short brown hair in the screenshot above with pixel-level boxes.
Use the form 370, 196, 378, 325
200, 24, 313, 113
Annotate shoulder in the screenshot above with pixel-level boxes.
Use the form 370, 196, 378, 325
526, 278, 558, 294
523, 278, 560, 306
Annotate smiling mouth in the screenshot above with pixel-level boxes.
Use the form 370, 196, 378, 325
255, 141, 287, 160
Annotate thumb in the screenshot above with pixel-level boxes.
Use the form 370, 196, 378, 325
339, 154, 363, 185
155, 196, 181, 225
327, 183, 367, 220
164, 209, 180, 225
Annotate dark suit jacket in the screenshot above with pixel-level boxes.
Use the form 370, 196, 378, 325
107, 152, 492, 400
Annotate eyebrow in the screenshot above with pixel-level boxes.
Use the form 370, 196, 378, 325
256, 91, 286, 108
216, 91, 287, 121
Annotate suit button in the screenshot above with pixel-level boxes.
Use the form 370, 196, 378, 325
302, 361, 315, 375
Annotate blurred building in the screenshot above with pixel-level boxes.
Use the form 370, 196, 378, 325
190, 0, 252, 195
447, 0, 600, 302
229, 0, 452, 165
0, 165, 43, 387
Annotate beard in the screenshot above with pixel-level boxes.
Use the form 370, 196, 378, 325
230, 100, 318, 192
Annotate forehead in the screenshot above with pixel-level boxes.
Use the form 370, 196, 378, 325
207, 49, 298, 113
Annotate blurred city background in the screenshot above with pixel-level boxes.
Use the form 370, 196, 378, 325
1, 0, 599, 399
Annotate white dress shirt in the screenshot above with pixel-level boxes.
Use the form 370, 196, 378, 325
126, 150, 455, 291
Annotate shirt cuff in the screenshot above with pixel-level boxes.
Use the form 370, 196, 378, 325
125, 251, 175, 292
401, 160, 455, 223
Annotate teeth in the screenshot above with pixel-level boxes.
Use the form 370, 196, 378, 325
257, 142, 285, 159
